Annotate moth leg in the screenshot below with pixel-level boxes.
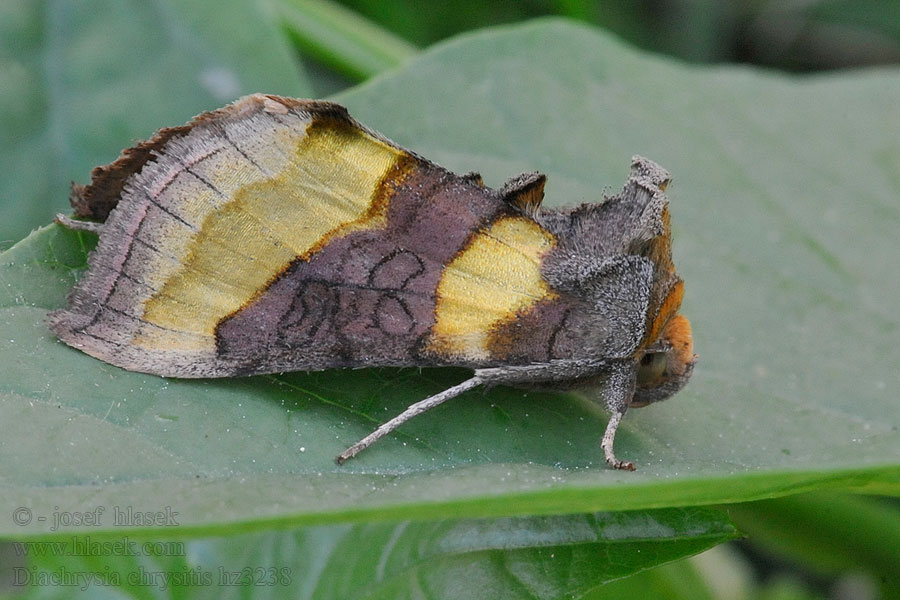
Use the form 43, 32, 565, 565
55, 213, 105, 234
601, 411, 632, 470
335, 375, 485, 464
474, 359, 611, 385
474, 360, 641, 469
476, 360, 639, 470
599, 361, 638, 471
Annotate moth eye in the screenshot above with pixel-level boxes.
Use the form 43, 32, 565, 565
637, 352, 667, 385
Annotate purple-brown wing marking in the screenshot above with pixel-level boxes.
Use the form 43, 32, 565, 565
215, 161, 512, 373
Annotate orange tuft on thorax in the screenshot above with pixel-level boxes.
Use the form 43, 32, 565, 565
662, 314, 694, 375
645, 279, 683, 347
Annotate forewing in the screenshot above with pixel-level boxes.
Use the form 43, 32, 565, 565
52, 94, 602, 378
51, 95, 437, 377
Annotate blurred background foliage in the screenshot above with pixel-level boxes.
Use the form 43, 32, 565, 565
2, 1, 899, 598
336, 0, 900, 71
286, 0, 900, 96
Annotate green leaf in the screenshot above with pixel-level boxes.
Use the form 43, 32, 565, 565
0, 508, 735, 599
582, 557, 715, 600
0, 0, 311, 249
2, 19, 899, 539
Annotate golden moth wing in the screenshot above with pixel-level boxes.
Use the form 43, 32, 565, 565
51, 94, 426, 377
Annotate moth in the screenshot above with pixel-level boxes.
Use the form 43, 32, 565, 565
51, 94, 695, 470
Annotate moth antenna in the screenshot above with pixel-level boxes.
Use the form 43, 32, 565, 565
601, 409, 635, 471
55, 213, 106, 234
335, 375, 485, 464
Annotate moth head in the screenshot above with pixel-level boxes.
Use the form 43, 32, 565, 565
631, 313, 696, 407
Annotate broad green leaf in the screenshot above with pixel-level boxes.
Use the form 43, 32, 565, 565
0, 0, 311, 249
0, 508, 735, 599
1, 20, 899, 538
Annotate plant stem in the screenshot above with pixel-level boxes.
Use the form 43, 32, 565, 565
274, 0, 418, 81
